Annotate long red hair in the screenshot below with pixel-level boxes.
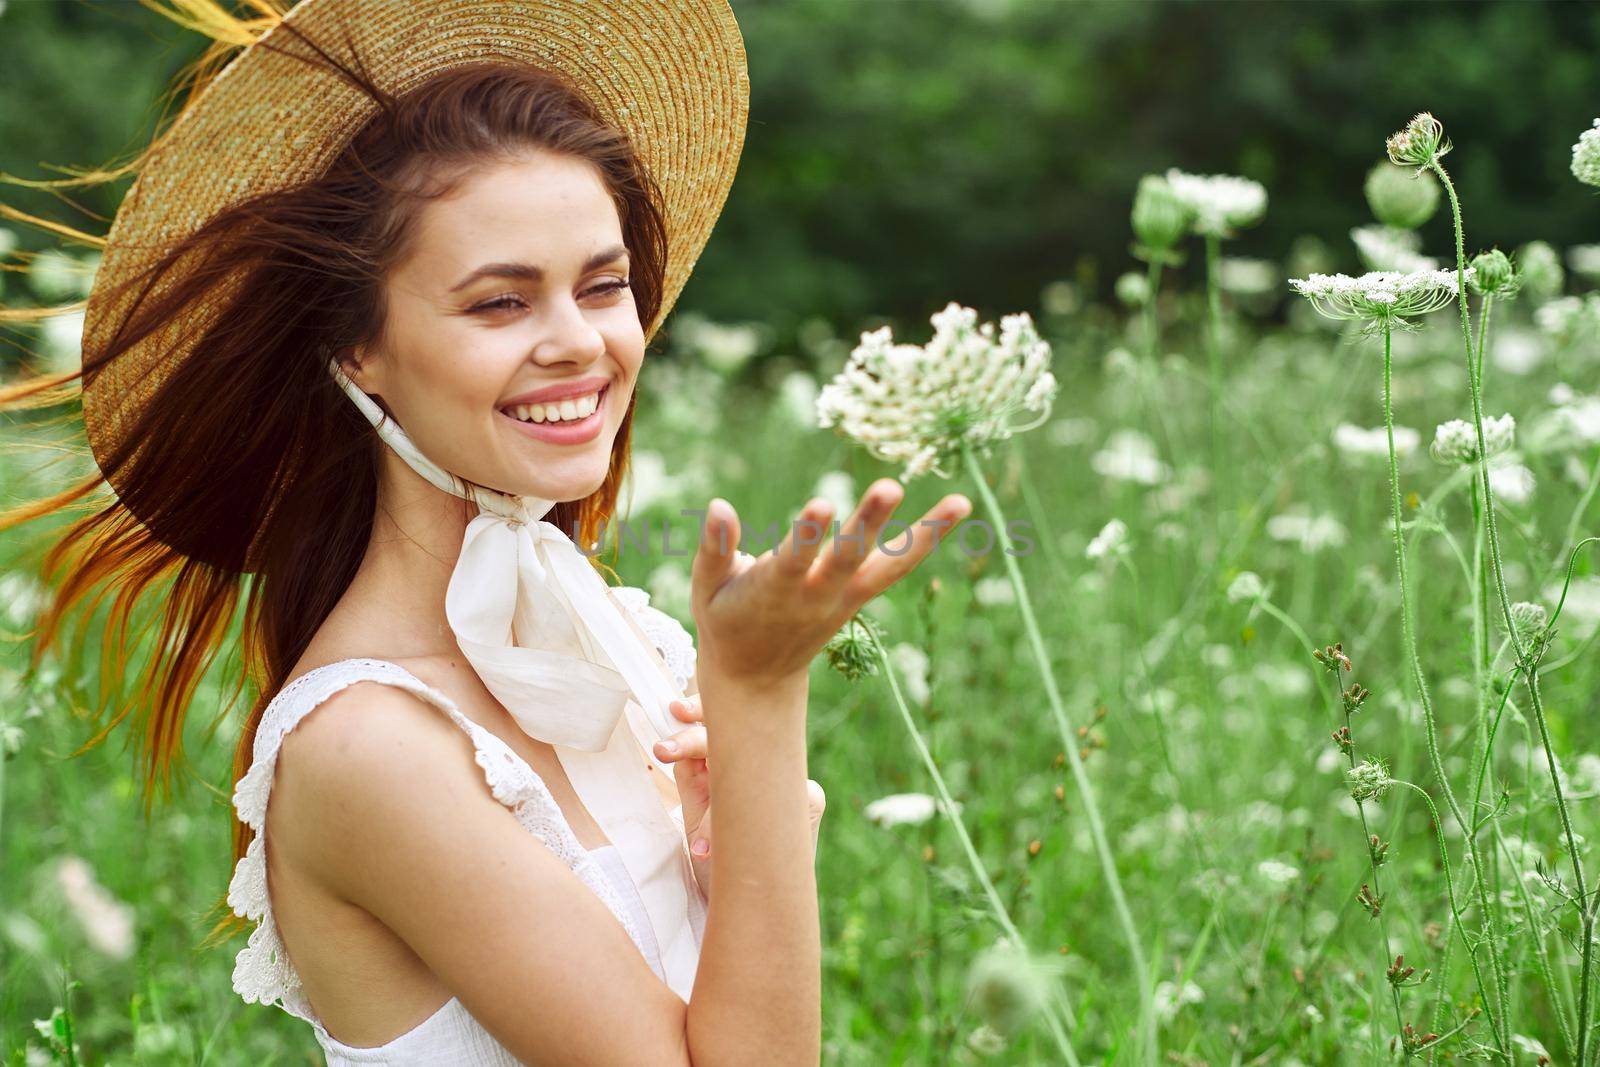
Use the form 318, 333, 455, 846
0, 0, 670, 944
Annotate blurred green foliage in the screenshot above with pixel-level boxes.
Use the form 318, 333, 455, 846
2, 0, 1598, 344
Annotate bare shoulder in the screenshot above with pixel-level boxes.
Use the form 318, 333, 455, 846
268, 679, 482, 887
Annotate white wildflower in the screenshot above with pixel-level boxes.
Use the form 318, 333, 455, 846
1152, 979, 1205, 1023
1090, 428, 1171, 485
776, 370, 820, 426
1288, 268, 1471, 334
56, 856, 135, 960
1572, 118, 1600, 188
0, 571, 49, 628
1567, 243, 1600, 280
1509, 601, 1548, 635
1164, 169, 1267, 236
1488, 463, 1535, 506
864, 792, 960, 828
973, 576, 1016, 607
1226, 571, 1265, 604
888, 643, 932, 706
1333, 422, 1418, 459
1265, 510, 1348, 552
1429, 413, 1515, 465
1114, 271, 1151, 307
673, 311, 764, 376
1257, 859, 1301, 887
1046, 416, 1097, 447
1085, 519, 1129, 561
1350, 225, 1439, 273
816, 302, 1058, 479
1489, 328, 1543, 377
1534, 294, 1600, 346
1216, 257, 1280, 296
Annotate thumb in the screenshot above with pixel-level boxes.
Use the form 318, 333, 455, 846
691, 498, 740, 613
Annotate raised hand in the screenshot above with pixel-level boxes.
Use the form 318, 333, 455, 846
689, 478, 972, 694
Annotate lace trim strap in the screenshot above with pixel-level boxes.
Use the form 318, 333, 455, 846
611, 585, 697, 693
226, 656, 649, 1028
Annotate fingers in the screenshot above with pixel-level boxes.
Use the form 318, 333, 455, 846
653, 722, 707, 763
806, 778, 826, 822
668, 695, 703, 725
814, 478, 906, 587
773, 497, 836, 576
690, 498, 740, 613
689, 808, 712, 860
849, 492, 973, 601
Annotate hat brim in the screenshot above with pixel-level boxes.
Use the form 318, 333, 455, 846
80, 0, 748, 475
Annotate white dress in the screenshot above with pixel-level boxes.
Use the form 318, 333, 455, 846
226, 587, 705, 1064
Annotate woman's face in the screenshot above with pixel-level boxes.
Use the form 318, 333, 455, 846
345, 148, 645, 506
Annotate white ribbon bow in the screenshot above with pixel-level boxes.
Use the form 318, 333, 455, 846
328, 360, 704, 1000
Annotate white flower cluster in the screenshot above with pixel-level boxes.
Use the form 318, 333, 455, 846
1288, 268, 1471, 331
1333, 422, 1420, 459
1430, 413, 1516, 465
816, 302, 1058, 479
1164, 168, 1268, 236
864, 791, 960, 828
1226, 571, 1265, 604
1572, 118, 1600, 188
1350, 225, 1439, 273
1085, 518, 1130, 560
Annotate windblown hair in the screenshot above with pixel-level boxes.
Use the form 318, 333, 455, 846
0, 0, 670, 944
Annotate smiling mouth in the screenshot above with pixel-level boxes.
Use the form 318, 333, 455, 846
498, 384, 609, 425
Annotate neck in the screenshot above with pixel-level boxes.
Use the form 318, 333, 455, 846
342, 451, 478, 659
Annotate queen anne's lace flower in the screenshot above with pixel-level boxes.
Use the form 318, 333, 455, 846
1571, 118, 1600, 188
1226, 571, 1265, 604
864, 792, 959, 828
1288, 268, 1472, 334
1430, 413, 1515, 465
1334, 422, 1420, 459
1386, 112, 1451, 169
1347, 758, 1393, 802
1085, 519, 1129, 561
816, 302, 1057, 479
1350, 225, 1439, 273
1164, 168, 1268, 237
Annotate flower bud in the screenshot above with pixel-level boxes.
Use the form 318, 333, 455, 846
1386, 112, 1451, 169
1468, 249, 1518, 297
1510, 601, 1548, 635
1517, 240, 1565, 301
1348, 758, 1393, 802
1131, 175, 1191, 258
1114, 271, 1151, 307
964, 941, 1061, 1038
1364, 161, 1440, 229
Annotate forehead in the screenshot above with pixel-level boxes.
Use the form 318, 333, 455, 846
402, 151, 623, 278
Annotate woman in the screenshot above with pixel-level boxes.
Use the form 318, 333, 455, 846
0, 1, 970, 1063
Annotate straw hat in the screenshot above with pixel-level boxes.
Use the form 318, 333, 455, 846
79, 0, 749, 489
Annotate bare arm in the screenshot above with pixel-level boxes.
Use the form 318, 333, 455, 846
275, 478, 969, 1066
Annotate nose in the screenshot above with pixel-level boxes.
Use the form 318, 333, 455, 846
529, 294, 606, 368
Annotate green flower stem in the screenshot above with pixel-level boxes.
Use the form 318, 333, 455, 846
1393, 778, 1496, 1050
859, 623, 1082, 1065
1323, 663, 1405, 1041
1144, 258, 1164, 361
1204, 231, 1225, 490
1493, 821, 1579, 1060
1380, 322, 1511, 1056
1429, 157, 1587, 1061
961, 440, 1155, 1063
1254, 598, 1314, 656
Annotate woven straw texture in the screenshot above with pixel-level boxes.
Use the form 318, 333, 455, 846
79, 0, 748, 478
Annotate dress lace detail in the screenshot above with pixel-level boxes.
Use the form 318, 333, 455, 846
611, 585, 697, 692
226, 586, 689, 1039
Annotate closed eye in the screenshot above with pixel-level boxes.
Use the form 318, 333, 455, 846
472, 278, 631, 314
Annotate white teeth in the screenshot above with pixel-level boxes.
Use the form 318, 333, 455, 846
505, 388, 602, 425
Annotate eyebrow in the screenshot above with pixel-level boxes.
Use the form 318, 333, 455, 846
448, 243, 630, 293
